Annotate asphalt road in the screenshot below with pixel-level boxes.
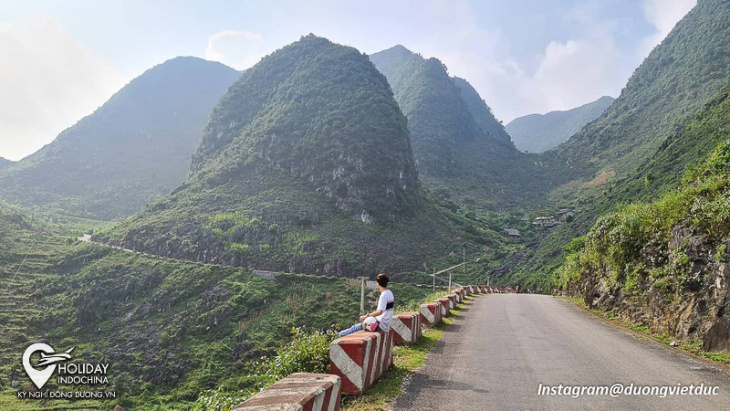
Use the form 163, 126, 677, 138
395, 294, 730, 410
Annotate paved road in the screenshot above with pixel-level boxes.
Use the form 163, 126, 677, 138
395, 294, 730, 410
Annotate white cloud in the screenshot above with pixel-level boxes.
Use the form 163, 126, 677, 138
205, 30, 265, 70
425, 2, 628, 122
516, 29, 626, 117
640, 0, 697, 56
0, 18, 123, 161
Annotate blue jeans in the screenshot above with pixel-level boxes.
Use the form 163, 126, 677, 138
338, 323, 362, 337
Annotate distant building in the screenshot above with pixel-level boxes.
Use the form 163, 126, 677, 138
504, 229, 521, 237
556, 208, 576, 220
532, 216, 561, 228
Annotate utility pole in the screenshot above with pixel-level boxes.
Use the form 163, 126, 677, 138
462, 246, 466, 274
448, 272, 452, 293
360, 277, 365, 316
432, 269, 435, 293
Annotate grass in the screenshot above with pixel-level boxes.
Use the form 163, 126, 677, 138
341, 296, 472, 410
562, 296, 730, 366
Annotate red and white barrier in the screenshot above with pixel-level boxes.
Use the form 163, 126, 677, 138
233, 373, 341, 411
437, 297, 450, 317
461, 286, 470, 297
391, 312, 422, 345
330, 330, 393, 395
446, 293, 457, 309
420, 301, 443, 327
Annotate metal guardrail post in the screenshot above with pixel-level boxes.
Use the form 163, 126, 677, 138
360, 277, 365, 316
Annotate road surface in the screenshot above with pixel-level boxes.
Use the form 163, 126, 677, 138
395, 294, 730, 410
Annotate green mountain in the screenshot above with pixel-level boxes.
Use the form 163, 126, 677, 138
507, 96, 614, 153
495, 87, 730, 290
0, 57, 240, 220
551, 0, 730, 181
495, 0, 730, 289
451, 77, 513, 146
95, 35, 501, 276
369, 45, 542, 210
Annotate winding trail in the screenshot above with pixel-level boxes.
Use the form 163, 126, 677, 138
395, 294, 730, 410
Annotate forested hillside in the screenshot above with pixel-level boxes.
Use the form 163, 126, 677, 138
494, 0, 730, 289
369, 45, 544, 210
452, 77, 514, 146
0, 57, 240, 220
95, 35, 503, 277
551, 0, 730, 181
507, 96, 614, 153
558, 136, 730, 352
499, 84, 730, 291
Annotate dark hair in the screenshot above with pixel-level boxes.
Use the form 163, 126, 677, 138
376, 273, 390, 288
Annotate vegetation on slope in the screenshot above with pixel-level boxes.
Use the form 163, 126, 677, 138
1, 236, 444, 409
554, 139, 730, 351
497, 86, 730, 290
451, 77, 513, 147
0, 57, 240, 220
551, 0, 730, 180
556, 139, 730, 293
96, 36, 506, 276
369, 45, 544, 210
497, 0, 730, 288
0, 157, 11, 171
507, 96, 614, 153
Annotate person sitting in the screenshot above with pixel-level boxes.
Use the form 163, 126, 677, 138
338, 273, 394, 337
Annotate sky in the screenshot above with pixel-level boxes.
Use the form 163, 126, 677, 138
0, 0, 697, 161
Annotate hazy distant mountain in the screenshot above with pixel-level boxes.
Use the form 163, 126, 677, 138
0, 57, 240, 220
96, 35, 499, 275
506, 96, 614, 153
0, 157, 11, 171
370, 46, 544, 209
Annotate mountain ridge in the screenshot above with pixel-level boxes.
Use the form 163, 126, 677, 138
95, 35, 502, 276
0, 56, 240, 220
369, 45, 544, 210
507, 96, 614, 153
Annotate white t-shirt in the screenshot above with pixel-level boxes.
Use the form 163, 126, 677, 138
375, 289, 394, 331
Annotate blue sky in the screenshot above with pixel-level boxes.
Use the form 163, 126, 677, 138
0, 0, 697, 160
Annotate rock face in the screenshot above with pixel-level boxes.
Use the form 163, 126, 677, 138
574, 227, 730, 352
0, 57, 240, 220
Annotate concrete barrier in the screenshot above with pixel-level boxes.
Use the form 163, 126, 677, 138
446, 293, 457, 309
420, 301, 443, 327
391, 312, 421, 345
437, 297, 450, 317
461, 286, 470, 297
233, 373, 341, 411
329, 330, 393, 395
